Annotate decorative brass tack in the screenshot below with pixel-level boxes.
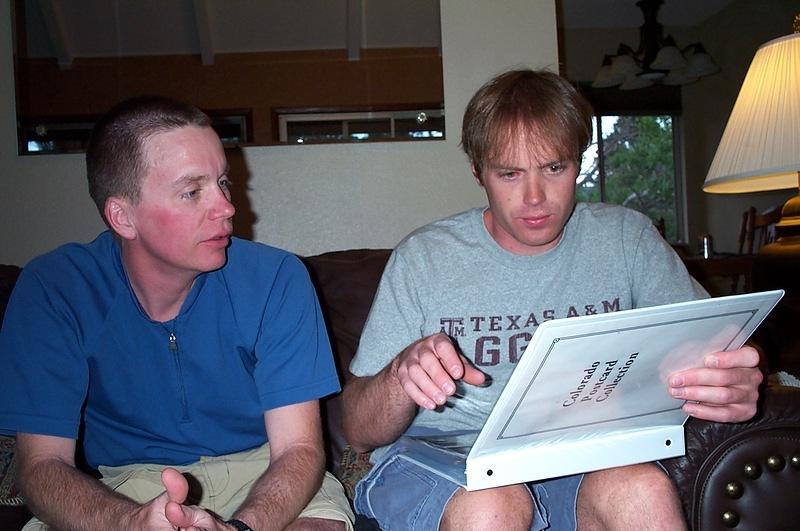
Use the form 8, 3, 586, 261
724, 481, 743, 498
722, 510, 740, 527
766, 455, 785, 471
743, 462, 761, 479
791, 454, 800, 469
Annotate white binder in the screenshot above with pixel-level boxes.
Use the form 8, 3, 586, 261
398, 290, 784, 491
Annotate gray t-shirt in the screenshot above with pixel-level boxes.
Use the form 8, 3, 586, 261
350, 203, 707, 461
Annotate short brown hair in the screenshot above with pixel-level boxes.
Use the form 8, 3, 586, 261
461, 69, 593, 177
86, 96, 212, 224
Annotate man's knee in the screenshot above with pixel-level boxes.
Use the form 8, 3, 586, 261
578, 463, 677, 503
578, 464, 685, 530
441, 484, 533, 531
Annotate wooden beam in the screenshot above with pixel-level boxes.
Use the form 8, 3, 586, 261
36, 0, 72, 69
192, 0, 215, 65
346, 0, 362, 61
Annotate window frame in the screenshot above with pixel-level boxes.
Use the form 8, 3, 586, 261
17, 109, 253, 155
578, 84, 687, 244
274, 105, 445, 145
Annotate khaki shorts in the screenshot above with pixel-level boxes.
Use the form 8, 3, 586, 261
23, 443, 354, 530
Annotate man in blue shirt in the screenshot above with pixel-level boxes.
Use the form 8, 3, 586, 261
0, 97, 354, 530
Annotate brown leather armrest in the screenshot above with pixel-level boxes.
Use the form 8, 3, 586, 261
662, 385, 800, 530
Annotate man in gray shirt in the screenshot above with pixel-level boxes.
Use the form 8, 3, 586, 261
342, 69, 763, 530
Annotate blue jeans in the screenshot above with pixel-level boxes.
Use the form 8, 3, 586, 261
354, 442, 582, 530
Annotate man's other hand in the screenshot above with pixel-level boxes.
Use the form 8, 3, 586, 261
392, 332, 486, 410
668, 346, 763, 423
128, 467, 234, 530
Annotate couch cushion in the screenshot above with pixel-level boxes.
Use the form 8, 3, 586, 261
0, 265, 22, 331
302, 249, 391, 474
0, 435, 23, 507
302, 249, 391, 377
0, 268, 25, 509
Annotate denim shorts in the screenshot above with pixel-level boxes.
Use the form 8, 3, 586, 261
353, 442, 582, 531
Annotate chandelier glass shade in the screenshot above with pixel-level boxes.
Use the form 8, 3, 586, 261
592, 0, 719, 90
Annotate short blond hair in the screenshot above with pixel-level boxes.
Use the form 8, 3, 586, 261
461, 69, 593, 178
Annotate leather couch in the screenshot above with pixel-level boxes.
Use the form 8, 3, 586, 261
1, 250, 799, 530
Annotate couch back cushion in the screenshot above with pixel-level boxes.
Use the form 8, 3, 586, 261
0, 265, 22, 331
302, 249, 391, 379
302, 249, 391, 473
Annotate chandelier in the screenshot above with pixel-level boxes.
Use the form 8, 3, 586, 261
591, 0, 720, 90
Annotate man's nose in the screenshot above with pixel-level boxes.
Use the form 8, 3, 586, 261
211, 188, 236, 219
522, 176, 544, 205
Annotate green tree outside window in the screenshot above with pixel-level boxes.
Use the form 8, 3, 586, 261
577, 115, 678, 241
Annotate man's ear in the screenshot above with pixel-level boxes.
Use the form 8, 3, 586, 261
105, 197, 136, 240
471, 164, 484, 187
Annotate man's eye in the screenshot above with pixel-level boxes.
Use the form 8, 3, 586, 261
548, 163, 564, 173
219, 178, 232, 189
181, 189, 200, 199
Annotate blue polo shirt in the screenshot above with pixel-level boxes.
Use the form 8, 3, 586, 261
0, 232, 339, 469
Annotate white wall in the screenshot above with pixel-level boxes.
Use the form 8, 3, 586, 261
0, 0, 559, 265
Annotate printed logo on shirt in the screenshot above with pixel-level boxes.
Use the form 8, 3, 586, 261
439, 298, 620, 367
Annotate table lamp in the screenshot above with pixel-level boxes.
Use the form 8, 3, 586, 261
702, 22, 800, 371
703, 24, 800, 262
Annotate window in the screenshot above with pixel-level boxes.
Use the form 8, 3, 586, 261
577, 85, 684, 243
577, 114, 683, 241
18, 111, 252, 155
277, 108, 444, 144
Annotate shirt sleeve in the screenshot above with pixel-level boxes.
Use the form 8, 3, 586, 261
0, 267, 88, 438
253, 254, 340, 411
623, 210, 709, 308
349, 248, 426, 377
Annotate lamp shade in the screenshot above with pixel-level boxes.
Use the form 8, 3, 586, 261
703, 33, 800, 193
683, 45, 720, 78
619, 74, 654, 90
651, 43, 686, 70
662, 68, 697, 86
592, 55, 625, 88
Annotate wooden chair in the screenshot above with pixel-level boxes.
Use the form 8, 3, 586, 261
737, 206, 782, 255
726, 206, 782, 293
